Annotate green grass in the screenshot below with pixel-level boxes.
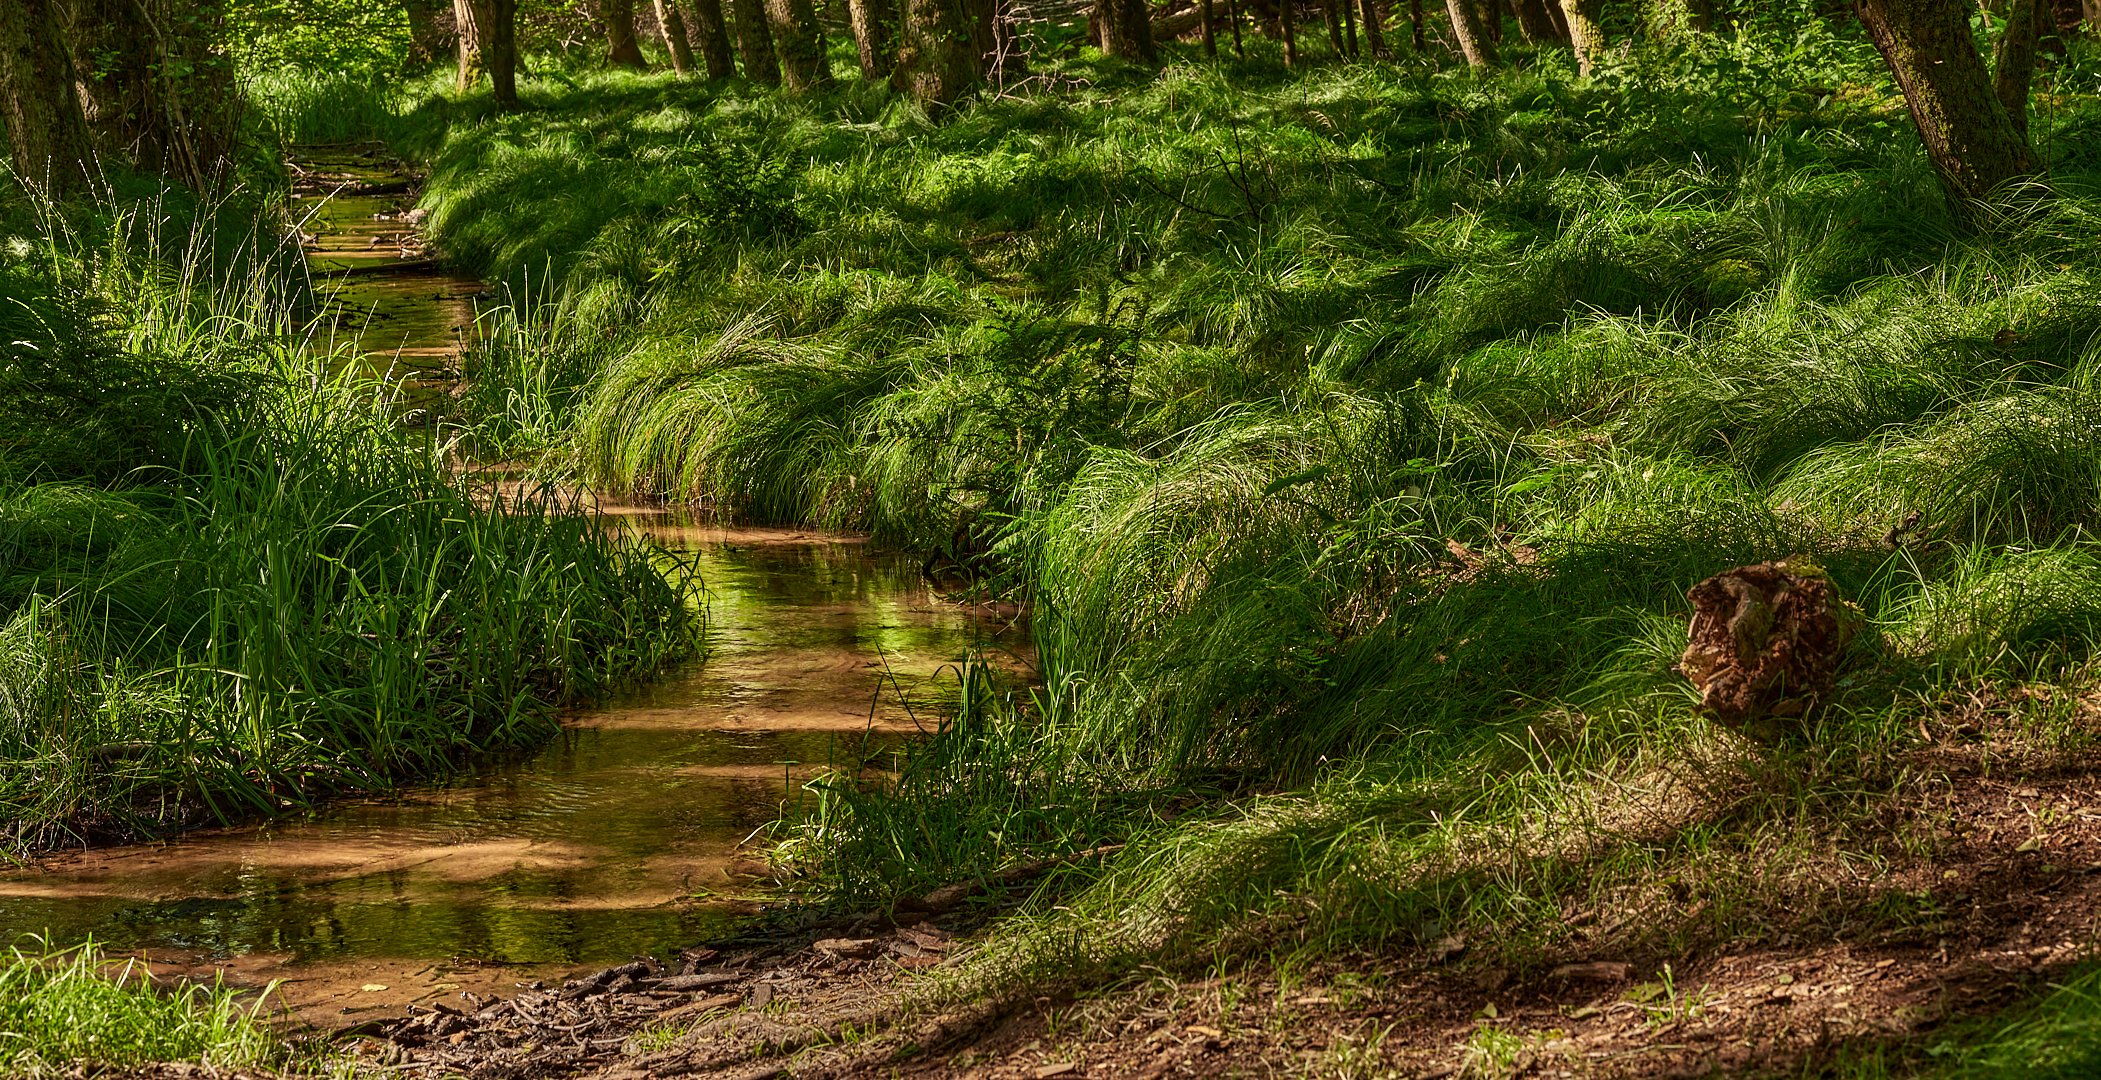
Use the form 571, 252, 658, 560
227, 2, 2101, 1068
0, 939, 284, 1077
0, 178, 702, 851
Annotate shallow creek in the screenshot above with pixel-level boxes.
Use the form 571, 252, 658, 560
0, 152, 1022, 1025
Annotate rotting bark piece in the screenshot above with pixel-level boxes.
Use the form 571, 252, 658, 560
1680, 559, 1860, 738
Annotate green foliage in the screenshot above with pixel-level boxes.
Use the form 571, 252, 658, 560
0, 940, 282, 1076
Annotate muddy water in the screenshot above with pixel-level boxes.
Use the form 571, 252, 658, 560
0, 153, 1025, 1025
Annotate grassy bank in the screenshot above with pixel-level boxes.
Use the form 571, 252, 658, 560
231, 3, 2101, 1070
0, 181, 701, 852
0, 940, 285, 1077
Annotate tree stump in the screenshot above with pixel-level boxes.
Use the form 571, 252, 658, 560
1679, 560, 1859, 739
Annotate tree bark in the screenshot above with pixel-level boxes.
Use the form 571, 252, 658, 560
766, 0, 831, 88
456, 0, 487, 91
1279, 0, 1297, 64
1322, 0, 1346, 51
488, 0, 517, 102
1559, 0, 1605, 73
656, 0, 697, 73
1857, 0, 2041, 202
1229, 0, 1246, 54
1, 0, 95, 194
1445, 0, 1498, 64
687, 0, 738, 77
1097, 0, 1150, 57
846, 0, 892, 76
1358, 0, 1387, 56
595, 0, 650, 67
727, 0, 781, 81
1409, 0, 1425, 51
1200, 0, 1218, 54
893, 0, 978, 106
1510, 0, 1562, 42
1993, 0, 2045, 136
64, 0, 238, 188
403, 0, 452, 64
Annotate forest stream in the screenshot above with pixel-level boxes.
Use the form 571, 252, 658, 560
0, 152, 1024, 1027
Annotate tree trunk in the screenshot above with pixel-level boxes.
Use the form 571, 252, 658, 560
596, 0, 650, 67
1510, 0, 1562, 42
688, 0, 738, 77
1323, 0, 1346, 50
1358, 0, 1387, 55
1097, 0, 1146, 57
1559, 0, 1604, 73
656, 0, 697, 73
893, 0, 977, 106
1445, 0, 1498, 64
847, 0, 892, 76
489, 0, 518, 102
1279, 0, 1297, 64
2085, 0, 2101, 33
1410, 0, 1425, 51
403, 0, 452, 63
456, 0, 487, 91
1, 0, 95, 194
1229, 0, 1246, 54
1857, 0, 2041, 202
1994, 0, 2045, 136
727, 0, 782, 80
1200, 0, 1218, 54
65, 0, 238, 188
1485, 0, 1502, 40
766, 0, 832, 88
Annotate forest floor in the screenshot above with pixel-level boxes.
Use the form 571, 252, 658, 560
302, 717, 2101, 1079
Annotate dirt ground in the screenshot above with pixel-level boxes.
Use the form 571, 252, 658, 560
303, 729, 2101, 1080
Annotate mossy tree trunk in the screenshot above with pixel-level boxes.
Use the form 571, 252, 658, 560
1445, 0, 1497, 65
687, 0, 739, 77
1857, 0, 2041, 202
1558, 0, 1604, 73
1993, 0, 2046, 136
656, 0, 697, 73
846, 0, 892, 77
453, 0, 517, 104
727, 0, 781, 81
765, 0, 831, 89
892, 0, 977, 106
594, 0, 650, 67
1, 0, 95, 194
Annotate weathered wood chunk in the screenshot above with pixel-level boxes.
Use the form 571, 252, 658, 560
1680, 559, 1859, 737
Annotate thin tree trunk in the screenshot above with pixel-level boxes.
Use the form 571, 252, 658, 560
489, 0, 518, 102
656, 0, 697, 73
1280, 0, 1297, 64
1559, 0, 1604, 73
728, 0, 781, 81
892, 0, 978, 105
1343, 0, 1358, 53
1857, 0, 2041, 202
1511, 0, 1561, 42
403, 0, 451, 63
1229, 0, 1246, 55
597, 0, 650, 67
847, 0, 892, 76
1201, 0, 1218, 54
1994, 0, 2045, 136
1485, 0, 1502, 41
766, 0, 832, 89
688, 0, 738, 77
1445, 0, 1497, 64
1, 0, 95, 194
455, 0, 487, 91
1323, 0, 1346, 51
1410, 0, 1425, 51
1358, 0, 1387, 56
